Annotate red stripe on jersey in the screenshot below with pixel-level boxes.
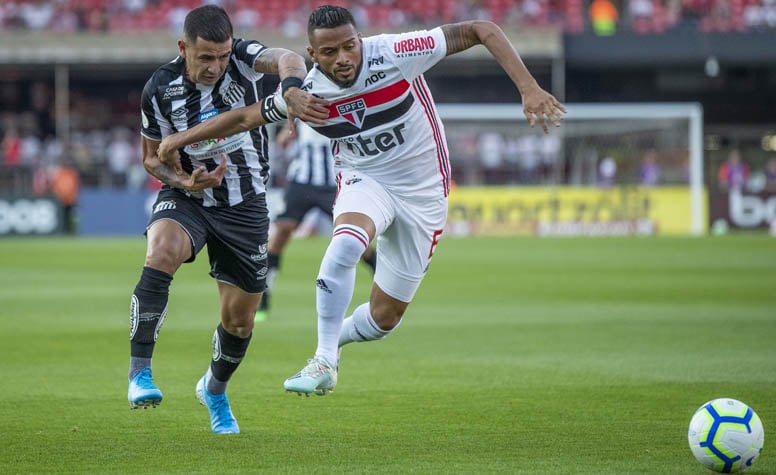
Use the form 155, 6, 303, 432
412, 77, 450, 197
328, 80, 410, 119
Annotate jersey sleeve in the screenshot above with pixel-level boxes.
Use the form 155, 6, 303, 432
140, 76, 172, 142
382, 27, 447, 81
232, 38, 267, 81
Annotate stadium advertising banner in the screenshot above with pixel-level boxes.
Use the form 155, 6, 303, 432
447, 186, 703, 236
0, 195, 64, 236
708, 190, 776, 230
77, 188, 156, 236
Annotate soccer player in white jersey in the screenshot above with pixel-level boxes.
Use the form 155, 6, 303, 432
157, 5, 566, 397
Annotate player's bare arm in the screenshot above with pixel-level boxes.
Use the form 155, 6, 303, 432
144, 136, 226, 191
157, 105, 265, 174
441, 21, 567, 133
254, 47, 330, 126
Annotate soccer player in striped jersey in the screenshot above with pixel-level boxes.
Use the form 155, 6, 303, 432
156, 5, 565, 397
127, 4, 329, 433
256, 119, 376, 322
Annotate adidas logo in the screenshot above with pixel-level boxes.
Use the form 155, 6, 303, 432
316, 279, 332, 294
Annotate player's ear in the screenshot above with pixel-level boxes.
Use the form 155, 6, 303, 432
306, 46, 315, 63
177, 39, 187, 58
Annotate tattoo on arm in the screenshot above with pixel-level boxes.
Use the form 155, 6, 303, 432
150, 164, 180, 187
254, 49, 282, 74
441, 23, 480, 56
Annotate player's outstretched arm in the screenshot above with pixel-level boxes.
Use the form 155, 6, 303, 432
156, 102, 269, 173
254, 47, 330, 125
441, 20, 566, 133
143, 136, 226, 191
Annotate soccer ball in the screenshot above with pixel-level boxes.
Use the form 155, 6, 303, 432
688, 398, 764, 473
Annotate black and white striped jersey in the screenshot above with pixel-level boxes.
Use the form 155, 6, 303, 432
140, 38, 270, 207
286, 121, 337, 188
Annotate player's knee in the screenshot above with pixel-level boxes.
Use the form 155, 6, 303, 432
325, 225, 370, 268
370, 305, 405, 331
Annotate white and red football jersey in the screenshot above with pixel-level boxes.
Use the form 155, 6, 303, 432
304, 28, 451, 200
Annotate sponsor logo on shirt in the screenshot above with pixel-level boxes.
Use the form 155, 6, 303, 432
393, 36, 436, 57
340, 123, 407, 157
161, 85, 186, 101
199, 109, 219, 122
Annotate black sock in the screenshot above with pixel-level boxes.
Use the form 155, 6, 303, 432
259, 253, 281, 311
129, 266, 172, 379
208, 324, 252, 393
130, 266, 172, 358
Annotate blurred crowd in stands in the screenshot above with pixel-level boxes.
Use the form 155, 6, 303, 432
1, 0, 775, 202
1, 0, 775, 35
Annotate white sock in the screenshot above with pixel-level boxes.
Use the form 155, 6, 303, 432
339, 302, 395, 346
314, 225, 369, 365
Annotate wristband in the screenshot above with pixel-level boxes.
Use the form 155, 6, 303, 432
280, 77, 304, 96
260, 94, 287, 123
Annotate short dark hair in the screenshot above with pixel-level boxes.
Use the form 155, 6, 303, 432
307, 5, 357, 39
184, 5, 233, 44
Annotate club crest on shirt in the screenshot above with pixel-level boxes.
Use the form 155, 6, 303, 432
337, 98, 366, 129
220, 81, 246, 106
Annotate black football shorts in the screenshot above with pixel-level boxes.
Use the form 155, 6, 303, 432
277, 181, 337, 222
147, 188, 269, 293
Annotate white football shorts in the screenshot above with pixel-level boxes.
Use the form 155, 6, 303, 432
333, 169, 447, 302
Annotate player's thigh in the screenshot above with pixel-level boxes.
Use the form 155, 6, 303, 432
204, 194, 270, 295
374, 197, 447, 303
146, 189, 208, 273
333, 170, 394, 239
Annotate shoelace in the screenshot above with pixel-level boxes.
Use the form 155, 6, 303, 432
301, 358, 330, 377
136, 369, 153, 387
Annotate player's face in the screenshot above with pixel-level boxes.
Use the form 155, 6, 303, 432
307, 24, 363, 89
179, 37, 232, 87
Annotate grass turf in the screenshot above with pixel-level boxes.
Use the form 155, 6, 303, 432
0, 235, 774, 474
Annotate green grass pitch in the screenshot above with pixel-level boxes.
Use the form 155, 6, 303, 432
0, 235, 774, 474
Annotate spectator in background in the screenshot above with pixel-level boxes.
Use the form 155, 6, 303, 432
718, 149, 750, 190
49, 158, 80, 235
1, 127, 21, 166
629, 0, 655, 32
598, 155, 617, 187
19, 0, 54, 30
515, 133, 540, 184
639, 148, 661, 186
539, 133, 561, 184
106, 127, 135, 188
590, 0, 619, 35
764, 157, 776, 192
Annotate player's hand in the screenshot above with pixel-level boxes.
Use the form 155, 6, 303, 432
182, 154, 228, 192
283, 88, 330, 126
157, 138, 183, 175
521, 84, 567, 134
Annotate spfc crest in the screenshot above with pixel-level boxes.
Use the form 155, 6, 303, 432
337, 98, 367, 129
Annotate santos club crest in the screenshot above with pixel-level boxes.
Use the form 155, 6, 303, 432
337, 98, 366, 128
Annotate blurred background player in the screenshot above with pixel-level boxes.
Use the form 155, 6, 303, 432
257, 120, 376, 321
